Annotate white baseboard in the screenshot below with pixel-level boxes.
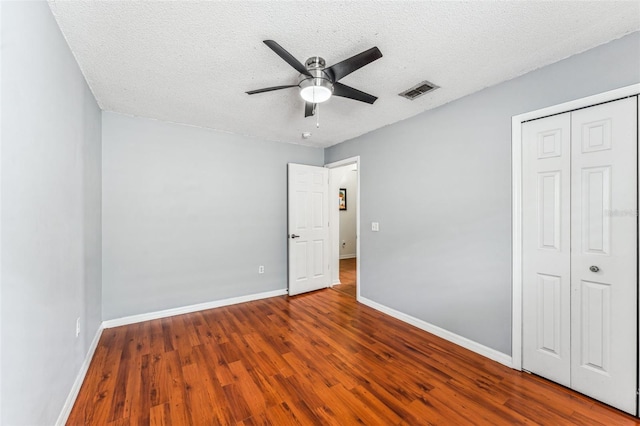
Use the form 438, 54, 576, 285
102, 289, 288, 329
331, 280, 342, 286
339, 254, 356, 260
358, 296, 513, 368
56, 324, 104, 426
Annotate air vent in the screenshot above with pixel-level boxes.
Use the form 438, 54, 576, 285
399, 80, 439, 100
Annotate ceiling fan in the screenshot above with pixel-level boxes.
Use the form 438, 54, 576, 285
246, 40, 382, 118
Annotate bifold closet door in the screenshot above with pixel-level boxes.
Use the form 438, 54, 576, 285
569, 97, 637, 414
522, 96, 638, 415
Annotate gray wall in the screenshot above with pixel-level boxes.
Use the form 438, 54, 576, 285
325, 31, 640, 355
102, 112, 323, 320
1, 2, 102, 425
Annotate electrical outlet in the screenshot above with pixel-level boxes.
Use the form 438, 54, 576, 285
258, 265, 265, 274
76, 317, 81, 337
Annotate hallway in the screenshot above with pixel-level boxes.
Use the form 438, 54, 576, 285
333, 258, 356, 297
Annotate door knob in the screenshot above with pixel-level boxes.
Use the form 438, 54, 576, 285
290, 234, 300, 239
589, 265, 600, 273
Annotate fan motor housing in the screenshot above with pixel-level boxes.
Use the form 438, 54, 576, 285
300, 57, 332, 85
305, 56, 326, 70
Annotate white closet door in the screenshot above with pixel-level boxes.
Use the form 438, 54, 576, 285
522, 113, 572, 386
522, 96, 638, 414
570, 97, 637, 414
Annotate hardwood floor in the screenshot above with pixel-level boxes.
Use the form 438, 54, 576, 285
68, 289, 640, 425
333, 257, 356, 298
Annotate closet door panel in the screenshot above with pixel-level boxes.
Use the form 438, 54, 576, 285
522, 113, 572, 386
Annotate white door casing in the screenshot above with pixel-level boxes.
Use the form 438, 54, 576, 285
522, 113, 572, 387
287, 163, 330, 296
329, 168, 341, 286
569, 98, 637, 413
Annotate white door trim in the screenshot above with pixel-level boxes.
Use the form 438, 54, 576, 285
0, 2, 4, 420
511, 84, 640, 371
325, 156, 361, 300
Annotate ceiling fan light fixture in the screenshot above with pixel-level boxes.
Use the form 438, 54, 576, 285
246, 41, 382, 116
299, 78, 333, 103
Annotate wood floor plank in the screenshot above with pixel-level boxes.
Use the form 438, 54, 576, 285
68, 268, 640, 425
135, 353, 152, 425
228, 359, 268, 415
165, 349, 194, 426
190, 343, 237, 425
149, 402, 171, 426
181, 362, 215, 425
68, 327, 127, 425
264, 402, 305, 426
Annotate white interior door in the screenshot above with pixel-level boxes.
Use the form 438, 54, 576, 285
569, 97, 637, 414
522, 113, 572, 387
287, 163, 329, 296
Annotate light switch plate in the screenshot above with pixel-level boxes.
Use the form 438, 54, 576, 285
372, 222, 379, 232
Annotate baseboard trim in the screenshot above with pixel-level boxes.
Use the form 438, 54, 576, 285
56, 324, 104, 426
339, 254, 356, 260
331, 280, 342, 287
103, 289, 288, 329
358, 296, 513, 368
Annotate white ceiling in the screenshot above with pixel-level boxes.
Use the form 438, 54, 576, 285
49, 1, 640, 148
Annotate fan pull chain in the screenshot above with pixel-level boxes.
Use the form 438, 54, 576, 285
316, 103, 320, 128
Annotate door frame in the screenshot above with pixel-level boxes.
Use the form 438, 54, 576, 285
325, 156, 361, 300
511, 83, 640, 373
0, 2, 4, 419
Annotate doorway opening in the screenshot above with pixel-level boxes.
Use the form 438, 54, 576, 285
326, 157, 360, 299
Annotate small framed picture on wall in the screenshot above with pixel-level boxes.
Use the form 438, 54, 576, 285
339, 188, 347, 211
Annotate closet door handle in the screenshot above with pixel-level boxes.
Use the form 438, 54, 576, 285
589, 265, 600, 273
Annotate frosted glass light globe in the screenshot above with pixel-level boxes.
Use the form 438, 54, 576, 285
300, 85, 332, 103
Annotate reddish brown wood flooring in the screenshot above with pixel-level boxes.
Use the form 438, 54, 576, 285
333, 257, 356, 298
68, 289, 640, 425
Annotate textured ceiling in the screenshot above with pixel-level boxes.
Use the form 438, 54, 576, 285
48, 1, 640, 148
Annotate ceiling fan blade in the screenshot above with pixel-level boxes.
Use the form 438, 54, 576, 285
246, 85, 298, 95
304, 102, 316, 117
325, 47, 382, 82
332, 82, 377, 104
263, 40, 312, 77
